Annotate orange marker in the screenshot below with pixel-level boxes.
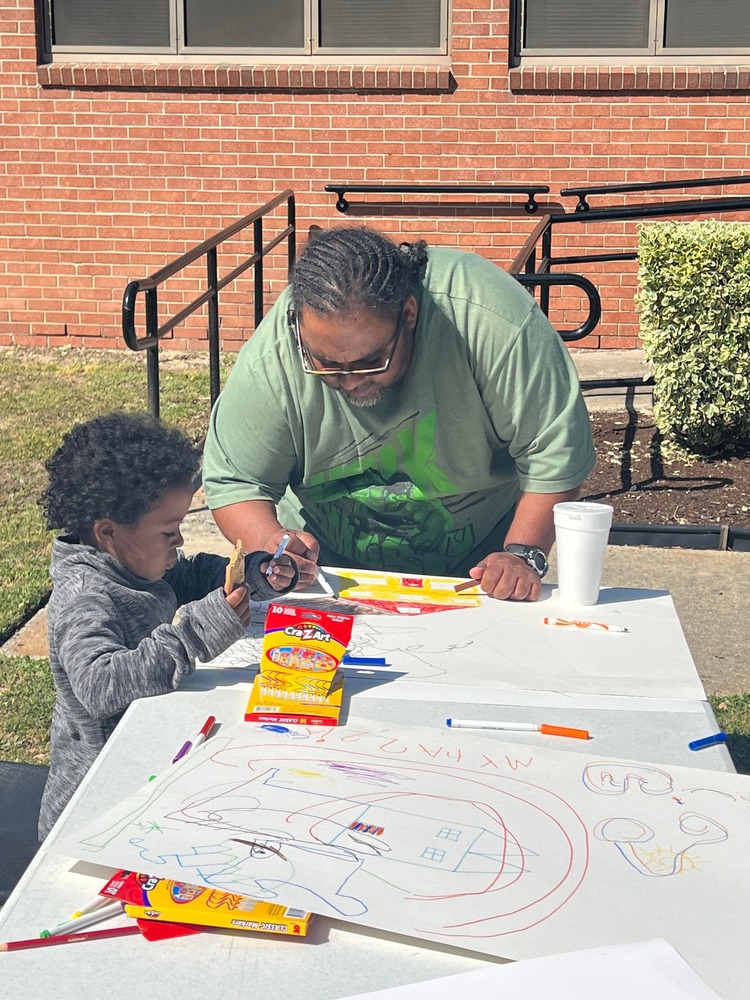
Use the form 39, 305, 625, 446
544, 617, 628, 633
446, 719, 589, 740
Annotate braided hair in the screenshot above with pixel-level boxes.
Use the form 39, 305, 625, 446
291, 226, 429, 320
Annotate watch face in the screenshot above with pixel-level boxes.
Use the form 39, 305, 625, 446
530, 550, 547, 574
505, 545, 548, 578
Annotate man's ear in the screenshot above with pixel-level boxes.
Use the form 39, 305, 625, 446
92, 518, 118, 555
402, 293, 419, 332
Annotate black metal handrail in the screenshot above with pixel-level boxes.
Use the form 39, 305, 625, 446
514, 273, 601, 342
507, 174, 750, 390
122, 190, 296, 416
324, 182, 550, 215
561, 173, 750, 213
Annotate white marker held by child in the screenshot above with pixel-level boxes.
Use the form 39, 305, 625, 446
316, 567, 336, 598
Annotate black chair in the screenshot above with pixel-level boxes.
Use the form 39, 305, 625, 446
0, 761, 49, 905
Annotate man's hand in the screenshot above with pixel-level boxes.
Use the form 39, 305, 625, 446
466, 552, 542, 602
264, 528, 321, 590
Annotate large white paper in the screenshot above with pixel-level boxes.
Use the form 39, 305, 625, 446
342, 939, 724, 1000
54, 719, 748, 996
202, 574, 705, 701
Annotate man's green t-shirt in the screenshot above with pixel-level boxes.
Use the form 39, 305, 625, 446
203, 247, 596, 575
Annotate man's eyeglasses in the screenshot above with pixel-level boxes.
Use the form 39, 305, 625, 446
290, 303, 404, 377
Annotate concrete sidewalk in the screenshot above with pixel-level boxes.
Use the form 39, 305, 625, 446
4, 350, 748, 696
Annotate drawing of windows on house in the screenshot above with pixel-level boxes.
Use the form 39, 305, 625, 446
319, 799, 537, 892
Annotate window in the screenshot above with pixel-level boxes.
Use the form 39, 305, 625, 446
420, 847, 446, 863
436, 827, 462, 841
43, 0, 449, 58
519, 0, 750, 57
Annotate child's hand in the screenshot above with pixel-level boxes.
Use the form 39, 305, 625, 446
262, 554, 297, 592
225, 584, 251, 627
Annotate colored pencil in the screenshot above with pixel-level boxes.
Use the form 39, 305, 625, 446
1, 925, 140, 952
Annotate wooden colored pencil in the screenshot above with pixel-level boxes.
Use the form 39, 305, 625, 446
0, 924, 140, 952
453, 579, 479, 593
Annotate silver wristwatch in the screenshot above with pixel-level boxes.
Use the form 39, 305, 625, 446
503, 544, 549, 579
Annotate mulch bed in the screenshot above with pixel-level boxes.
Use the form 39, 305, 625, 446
582, 412, 750, 530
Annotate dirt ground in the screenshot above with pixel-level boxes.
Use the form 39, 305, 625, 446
582, 411, 750, 529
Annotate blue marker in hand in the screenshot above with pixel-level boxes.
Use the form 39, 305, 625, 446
266, 533, 291, 577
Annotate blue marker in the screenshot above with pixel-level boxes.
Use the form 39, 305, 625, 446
688, 732, 728, 751
261, 724, 291, 734
342, 655, 389, 666
266, 533, 291, 576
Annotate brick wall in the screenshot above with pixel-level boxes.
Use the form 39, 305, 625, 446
2, 0, 750, 353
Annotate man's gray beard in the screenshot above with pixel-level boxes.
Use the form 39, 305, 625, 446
336, 366, 409, 407
336, 383, 390, 407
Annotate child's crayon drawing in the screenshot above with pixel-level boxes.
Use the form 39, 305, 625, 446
54, 720, 750, 967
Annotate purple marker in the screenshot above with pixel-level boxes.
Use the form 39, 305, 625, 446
172, 739, 192, 763
688, 732, 728, 751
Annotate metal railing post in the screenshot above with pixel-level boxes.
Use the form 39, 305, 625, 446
206, 247, 220, 409
145, 288, 160, 417
254, 217, 264, 330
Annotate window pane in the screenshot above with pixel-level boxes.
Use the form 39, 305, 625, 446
184, 0, 305, 48
51, 0, 170, 46
665, 0, 750, 47
320, 0, 442, 49
524, 0, 650, 49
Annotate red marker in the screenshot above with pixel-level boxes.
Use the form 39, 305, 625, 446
192, 715, 216, 750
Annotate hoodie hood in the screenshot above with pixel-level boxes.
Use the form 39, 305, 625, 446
50, 535, 167, 593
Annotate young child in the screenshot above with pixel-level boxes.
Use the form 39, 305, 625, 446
37, 411, 298, 840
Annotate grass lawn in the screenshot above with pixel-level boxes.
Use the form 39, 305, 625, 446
0, 345, 232, 764
0, 346, 228, 644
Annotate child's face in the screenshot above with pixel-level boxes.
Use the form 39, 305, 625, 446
95, 482, 195, 581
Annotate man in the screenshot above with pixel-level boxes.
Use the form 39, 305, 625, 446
203, 226, 595, 601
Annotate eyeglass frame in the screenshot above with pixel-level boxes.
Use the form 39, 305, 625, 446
289, 302, 405, 378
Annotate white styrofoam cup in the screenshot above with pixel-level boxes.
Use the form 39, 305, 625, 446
553, 501, 614, 606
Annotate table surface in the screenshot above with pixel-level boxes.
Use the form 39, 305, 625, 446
204, 583, 708, 702
0, 588, 740, 1000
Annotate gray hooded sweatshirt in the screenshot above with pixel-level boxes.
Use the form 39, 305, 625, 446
38, 537, 296, 840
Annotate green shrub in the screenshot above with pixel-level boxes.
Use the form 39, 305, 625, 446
636, 219, 750, 453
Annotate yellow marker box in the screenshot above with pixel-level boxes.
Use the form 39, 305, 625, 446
101, 870, 313, 936
245, 603, 353, 726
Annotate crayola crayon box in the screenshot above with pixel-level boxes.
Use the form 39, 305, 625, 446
100, 870, 313, 936
244, 603, 353, 726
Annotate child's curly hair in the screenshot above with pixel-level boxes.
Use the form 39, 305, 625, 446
40, 411, 201, 537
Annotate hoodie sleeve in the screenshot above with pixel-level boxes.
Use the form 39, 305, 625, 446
51, 588, 247, 720
163, 551, 229, 604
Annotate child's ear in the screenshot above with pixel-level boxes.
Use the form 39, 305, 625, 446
92, 518, 118, 555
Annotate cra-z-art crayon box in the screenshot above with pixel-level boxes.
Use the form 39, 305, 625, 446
244, 603, 353, 726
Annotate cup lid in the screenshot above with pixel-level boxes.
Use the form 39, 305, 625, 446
553, 501, 613, 530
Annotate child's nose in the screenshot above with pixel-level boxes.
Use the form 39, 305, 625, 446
173, 529, 184, 548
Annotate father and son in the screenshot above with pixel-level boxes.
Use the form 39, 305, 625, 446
38, 226, 595, 837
